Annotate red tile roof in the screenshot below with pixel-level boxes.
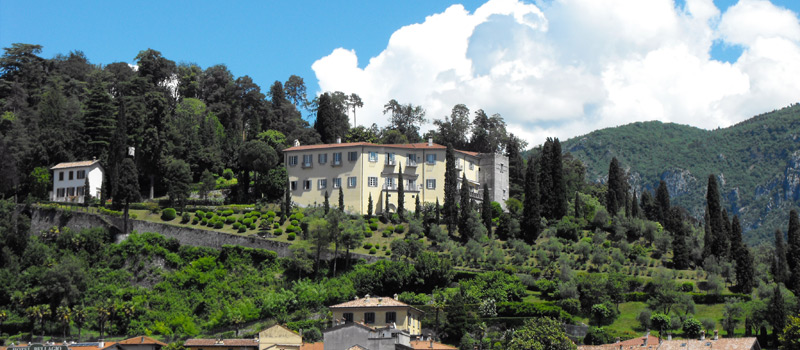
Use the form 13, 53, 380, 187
51, 160, 101, 170
113, 336, 167, 347
410, 340, 457, 349
657, 337, 759, 350
329, 296, 410, 309
284, 142, 479, 157
184, 339, 259, 347
299, 342, 323, 350
577, 334, 660, 350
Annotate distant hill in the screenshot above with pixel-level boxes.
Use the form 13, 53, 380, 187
560, 103, 800, 246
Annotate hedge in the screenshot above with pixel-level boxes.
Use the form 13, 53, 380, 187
496, 302, 565, 319
689, 292, 751, 304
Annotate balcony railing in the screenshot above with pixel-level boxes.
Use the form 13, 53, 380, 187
406, 159, 418, 167
383, 183, 397, 191
302, 162, 313, 168
385, 159, 396, 166
382, 183, 421, 192
455, 162, 463, 170
332, 160, 341, 166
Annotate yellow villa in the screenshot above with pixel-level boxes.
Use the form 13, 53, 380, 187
329, 294, 424, 336
283, 139, 509, 215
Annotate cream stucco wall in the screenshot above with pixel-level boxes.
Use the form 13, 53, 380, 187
258, 325, 302, 350
331, 306, 423, 335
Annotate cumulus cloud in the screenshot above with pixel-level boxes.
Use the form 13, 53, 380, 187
312, 0, 800, 146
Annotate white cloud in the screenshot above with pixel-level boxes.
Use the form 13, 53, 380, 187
312, 0, 800, 146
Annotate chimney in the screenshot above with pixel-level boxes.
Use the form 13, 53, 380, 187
354, 295, 359, 300
428, 138, 433, 146
336, 137, 341, 144
293, 139, 300, 147
430, 339, 434, 349
700, 330, 705, 340
644, 331, 649, 346
615, 337, 620, 343
667, 333, 672, 341
365, 294, 370, 302
394, 293, 398, 300
99, 340, 105, 348
714, 330, 718, 340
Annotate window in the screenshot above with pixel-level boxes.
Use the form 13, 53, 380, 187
333, 152, 342, 165
469, 161, 474, 170
59, 171, 64, 181
77, 170, 86, 179
348, 151, 358, 161
318, 153, 328, 164
385, 177, 395, 189
426, 179, 436, 189
69, 171, 74, 180
290, 181, 297, 191
386, 153, 395, 165
365, 312, 375, 324
343, 313, 354, 323
369, 152, 378, 162
368, 177, 378, 187
67, 187, 75, 196
426, 154, 436, 164
407, 153, 417, 166
500, 163, 505, 173
302, 155, 313, 167
408, 180, 416, 189
333, 178, 341, 189
57, 188, 65, 197
386, 312, 397, 323
77, 187, 84, 197
289, 155, 298, 166
303, 180, 311, 190
318, 179, 327, 189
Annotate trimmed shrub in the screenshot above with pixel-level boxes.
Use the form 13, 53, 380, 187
214, 221, 224, 229
274, 228, 283, 236
202, 217, 209, 225
682, 318, 703, 338
287, 232, 296, 241
291, 219, 299, 226
192, 216, 200, 224
382, 229, 392, 237
195, 210, 205, 217
363, 243, 373, 249
226, 216, 236, 224
369, 248, 377, 254
161, 208, 177, 221
181, 211, 191, 223
394, 225, 405, 233
205, 212, 214, 219
238, 226, 247, 233
369, 222, 379, 231
385, 250, 391, 256
249, 223, 256, 230
364, 230, 373, 238
222, 209, 234, 216
233, 222, 241, 229
267, 210, 276, 217
680, 282, 695, 292
273, 222, 280, 229
242, 218, 253, 226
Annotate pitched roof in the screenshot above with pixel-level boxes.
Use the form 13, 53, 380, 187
346, 345, 368, 350
183, 339, 259, 347
577, 334, 660, 350
111, 336, 167, 347
410, 340, 457, 350
284, 142, 479, 157
3, 342, 118, 350
299, 342, 323, 350
323, 321, 376, 333
657, 337, 760, 350
51, 160, 101, 170
329, 296, 412, 309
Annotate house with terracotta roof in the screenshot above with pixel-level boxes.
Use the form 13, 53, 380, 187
322, 322, 412, 350
329, 294, 424, 336
283, 139, 509, 215
101, 336, 166, 350
656, 334, 760, 350
408, 340, 456, 350
50, 159, 103, 203
577, 332, 660, 350
257, 325, 303, 350
184, 338, 260, 350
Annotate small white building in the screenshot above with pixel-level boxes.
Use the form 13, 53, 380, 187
50, 159, 103, 203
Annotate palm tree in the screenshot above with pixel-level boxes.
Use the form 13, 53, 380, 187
26, 304, 51, 342
72, 305, 87, 341
56, 305, 71, 340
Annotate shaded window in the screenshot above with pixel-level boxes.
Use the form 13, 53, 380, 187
318, 153, 328, 164
348, 151, 358, 161
77, 170, 86, 179
348, 177, 357, 187
343, 313, 353, 323
426, 154, 436, 164
365, 312, 375, 324
290, 181, 297, 191
333, 152, 342, 165
333, 178, 341, 189
69, 171, 74, 180
368, 177, 378, 187
386, 312, 396, 323
426, 179, 436, 189
303, 180, 311, 190
59, 172, 64, 181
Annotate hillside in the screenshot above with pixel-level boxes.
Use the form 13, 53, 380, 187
560, 103, 800, 245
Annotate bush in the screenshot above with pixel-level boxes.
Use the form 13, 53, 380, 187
205, 212, 215, 219
249, 223, 256, 230
195, 210, 205, 217
233, 222, 241, 229
363, 243, 373, 249
267, 210, 276, 217
584, 327, 614, 345
180, 211, 191, 223
202, 217, 209, 225
385, 250, 391, 256
364, 230, 373, 238
394, 225, 405, 233
591, 302, 618, 326
288, 232, 296, 241
496, 302, 564, 319
273, 222, 280, 229
680, 282, 695, 292
534, 279, 558, 299
273, 228, 283, 236
682, 318, 703, 338
238, 225, 247, 233
369, 248, 377, 254
369, 222, 379, 231
222, 209, 234, 216
291, 219, 299, 226
225, 216, 236, 224
242, 218, 253, 226
214, 221, 224, 229
556, 298, 581, 315
382, 229, 392, 237
192, 216, 200, 224
161, 208, 177, 221
222, 168, 234, 180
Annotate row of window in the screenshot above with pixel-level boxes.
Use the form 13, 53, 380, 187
291, 177, 438, 190
288, 152, 441, 167
57, 170, 86, 181
56, 186, 85, 198
342, 311, 396, 324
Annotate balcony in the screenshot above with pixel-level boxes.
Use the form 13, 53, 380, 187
383, 183, 397, 191
302, 162, 313, 168
455, 162, 463, 170
332, 160, 342, 166
383, 183, 420, 192
406, 159, 418, 167
385, 159, 396, 166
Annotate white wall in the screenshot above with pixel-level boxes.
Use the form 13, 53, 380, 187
51, 164, 103, 202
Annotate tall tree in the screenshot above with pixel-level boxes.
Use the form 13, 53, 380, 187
443, 144, 458, 234
508, 317, 577, 350
398, 164, 405, 219
522, 156, 541, 244
506, 134, 526, 200
631, 190, 640, 218
382, 99, 426, 143
323, 190, 330, 214
538, 138, 567, 220
346, 93, 363, 126
458, 174, 472, 241
787, 209, 800, 294
116, 158, 140, 234
415, 194, 421, 220
432, 104, 470, 150
482, 183, 492, 237
163, 157, 192, 211
314, 92, 349, 143
773, 229, 790, 284
469, 110, 507, 154
338, 186, 344, 212
655, 180, 671, 225
83, 78, 115, 160
367, 193, 373, 219
283, 75, 307, 108
606, 157, 627, 216
705, 175, 726, 259
730, 215, 755, 293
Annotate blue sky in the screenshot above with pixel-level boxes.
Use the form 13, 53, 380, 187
2, 0, 799, 144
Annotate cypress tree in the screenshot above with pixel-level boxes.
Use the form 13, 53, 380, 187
397, 164, 404, 220
670, 208, 691, 270
84, 79, 116, 161
538, 140, 554, 219
458, 174, 471, 241
338, 186, 344, 212
641, 190, 657, 221
631, 190, 640, 218
703, 210, 714, 260
606, 157, 626, 216
435, 198, 441, 224
415, 194, 421, 220
551, 138, 567, 219
443, 143, 458, 234
367, 193, 373, 219
522, 156, 541, 244
787, 209, 800, 294
83, 177, 92, 207
706, 175, 726, 258
655, 180, 670, 225
719, 209, 732, 259
283, 187, 292, 221
384, 190, 390, 218
574, 191, 581, 219
482, 183, 492, 236
324, 190, 330, 214
774, 229, 789, 284
506, 134, 525, 200
731, 215, 755, 293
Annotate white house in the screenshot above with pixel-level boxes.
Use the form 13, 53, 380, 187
50, 159, 103, 203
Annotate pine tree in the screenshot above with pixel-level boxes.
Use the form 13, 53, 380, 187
338, 186, 344, 212
482, 183, 492, 236
458, 174, 471, 241
367, 193, 373, 219
655, 180, 670, 225
84, 79, 115, 161
522, 156, 541, 244
774, 229, 789, 284
731, 215, 755, 293
787, 209, 800, 294
443, 143, 458, 234
397, 164, 404, 220
415, 194, 421, 220
324, 190, 330, 214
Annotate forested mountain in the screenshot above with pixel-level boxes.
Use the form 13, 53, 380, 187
560, 104, 800, 246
